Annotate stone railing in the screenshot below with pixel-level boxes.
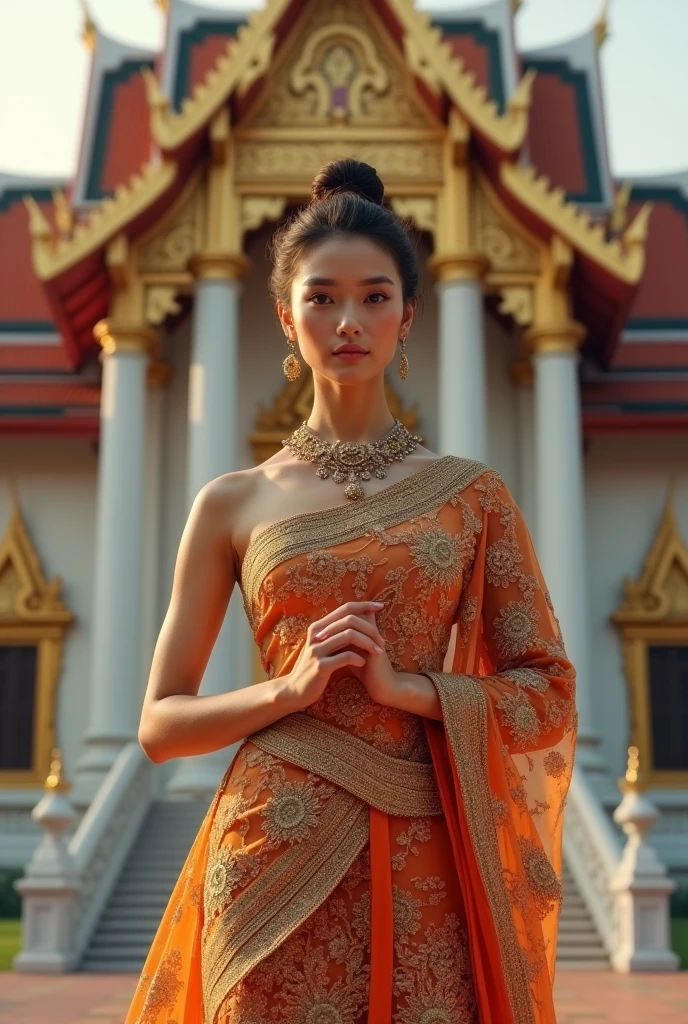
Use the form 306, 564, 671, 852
563, 764, 622, 952
564, 751, 679, 971
14, 743, 153, 971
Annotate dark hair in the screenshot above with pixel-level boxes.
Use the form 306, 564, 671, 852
267, 157, 421, 309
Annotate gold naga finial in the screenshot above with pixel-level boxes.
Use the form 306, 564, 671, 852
78, 0, 97, 51
595, 0, 611, 49
622, 200, 654, 255
23, 196, 54, 243
45, 748, 72, 794
610, 181, 631, 234
52, 189, 74, 236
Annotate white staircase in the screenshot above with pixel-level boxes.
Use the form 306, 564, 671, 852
558, 861, 609, 967
81, 800, 207, 972
79, 799, 608, 973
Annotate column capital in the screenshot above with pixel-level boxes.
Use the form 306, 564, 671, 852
523, 320, 587, 355
427, 251, 490, 283
188, 250, 250, 281
94, 320, 160, 357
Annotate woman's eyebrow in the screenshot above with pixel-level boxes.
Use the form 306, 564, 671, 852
302, 275, 395, 287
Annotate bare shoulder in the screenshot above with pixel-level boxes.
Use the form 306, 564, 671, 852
202, 452, 295, 576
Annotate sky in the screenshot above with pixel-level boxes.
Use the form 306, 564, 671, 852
0, 0, 687, 180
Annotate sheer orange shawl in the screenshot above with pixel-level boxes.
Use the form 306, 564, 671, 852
124, 461, 576, 1024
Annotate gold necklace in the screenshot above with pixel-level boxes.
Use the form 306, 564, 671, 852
281, 418, 423, 501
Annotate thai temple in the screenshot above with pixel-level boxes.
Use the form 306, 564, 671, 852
1, 0, 686, 973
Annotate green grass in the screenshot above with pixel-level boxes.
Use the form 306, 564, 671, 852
671, 917, 688, 969
0, 919, 21, 971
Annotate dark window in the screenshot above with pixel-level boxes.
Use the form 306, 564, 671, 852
648, 645, 688, 771
0, 645, 37, 770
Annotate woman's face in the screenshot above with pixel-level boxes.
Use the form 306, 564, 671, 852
278, 234, 415, 381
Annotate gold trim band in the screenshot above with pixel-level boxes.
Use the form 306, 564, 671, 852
249, 712, 444, 816
203, 788, 369, 1022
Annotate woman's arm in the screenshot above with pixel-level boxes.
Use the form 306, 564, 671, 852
138, 475, 303, 763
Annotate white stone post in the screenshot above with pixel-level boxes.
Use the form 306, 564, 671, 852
610, 747, 679, 972
14, 750, 80, 972
167, 253, 250, 799
430, 254, 489, 463
73, 322, 159, 805
525, 321, 605, 776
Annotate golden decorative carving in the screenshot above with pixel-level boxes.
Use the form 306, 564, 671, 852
500, 161, 652, 285
234, 140, 443, 185
26, 159, 177, 281
612, 483, 688, 786
250, 369, 421, 464
241, 196, 288, 235
498, 286, 534, 326
144, 285, 182, 325
138, 180, 202, 272
245, 0, 436, 131
0, 486, 74, 788
474, 173, 540, 275
390, 197, 436, 235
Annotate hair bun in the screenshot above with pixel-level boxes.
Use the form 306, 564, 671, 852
310, 158, 385, 207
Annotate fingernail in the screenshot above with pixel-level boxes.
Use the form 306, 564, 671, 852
374, 643, 383, 653
372, 601, 384, 606
314, 629, 327, 638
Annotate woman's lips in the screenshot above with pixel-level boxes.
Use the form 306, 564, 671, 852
333, 350, 368, 360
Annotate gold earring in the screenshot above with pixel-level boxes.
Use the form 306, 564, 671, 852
283, 334, 302, 381
398, 334, 409, 380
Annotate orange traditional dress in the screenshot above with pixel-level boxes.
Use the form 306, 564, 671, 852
125, 455, 577, 1024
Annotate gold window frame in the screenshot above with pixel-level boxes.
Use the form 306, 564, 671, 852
612, 485, 688, 787
0, 489, 74, 787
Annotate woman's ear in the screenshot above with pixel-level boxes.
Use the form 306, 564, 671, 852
276, 301, 293, 338
401, 300, 415, 336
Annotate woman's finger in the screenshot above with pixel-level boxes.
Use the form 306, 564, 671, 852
313, 611, 385, 647
316, 626, 384, 656
311, 600, 384, 635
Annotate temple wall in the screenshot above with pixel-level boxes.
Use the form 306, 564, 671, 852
0, 438, 97, 862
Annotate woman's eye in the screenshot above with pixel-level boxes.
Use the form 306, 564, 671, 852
366, 292, 388, 303
309, 293, 331, 305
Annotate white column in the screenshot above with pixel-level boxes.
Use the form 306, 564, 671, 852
167, 253, 250, 799
74, 321, 159, 806
431, 254, 489, 463
141, 360, 172, 799
526, 322, 605, 775
510, 359, 536, 535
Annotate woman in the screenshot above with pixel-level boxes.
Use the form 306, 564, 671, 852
125, 158, 577, 1024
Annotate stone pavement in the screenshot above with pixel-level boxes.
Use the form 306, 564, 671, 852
0, 970, 687, 1022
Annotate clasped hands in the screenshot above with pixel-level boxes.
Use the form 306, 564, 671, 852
313, 599, 399, 706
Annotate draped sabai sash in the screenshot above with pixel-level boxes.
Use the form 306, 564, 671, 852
201, 715, 443, 1022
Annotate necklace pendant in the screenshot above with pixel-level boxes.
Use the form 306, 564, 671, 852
345, 480, 365, 500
